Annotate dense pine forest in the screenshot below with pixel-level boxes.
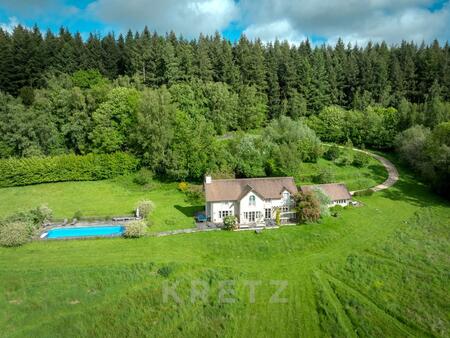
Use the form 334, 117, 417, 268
0, 25, 449, 196
2, 26, 450, 109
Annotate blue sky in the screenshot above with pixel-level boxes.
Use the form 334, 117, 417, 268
0, 0, 449, 45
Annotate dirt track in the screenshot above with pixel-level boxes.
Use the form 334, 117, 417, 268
350, 148, 399, 194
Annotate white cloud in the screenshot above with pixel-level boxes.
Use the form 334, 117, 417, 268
87, 0, 239, 37
0, 17, 20, 33
244, 19, 306, 45
239, 0, 450, 45
0, 0, 58, 17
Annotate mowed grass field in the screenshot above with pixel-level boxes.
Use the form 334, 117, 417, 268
0, 176, 203, 233
0, 159, 449, 337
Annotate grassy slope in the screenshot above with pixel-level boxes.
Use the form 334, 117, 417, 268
0, 160, 449, 337
295, 155, 386, 191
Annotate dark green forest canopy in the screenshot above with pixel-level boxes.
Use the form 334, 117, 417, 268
0, 25, 449, 108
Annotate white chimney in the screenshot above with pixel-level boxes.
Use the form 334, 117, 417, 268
205, 175, 212, 184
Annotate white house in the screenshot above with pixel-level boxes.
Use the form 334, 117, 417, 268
204, 176, 298, 226
300, 183, 352, 207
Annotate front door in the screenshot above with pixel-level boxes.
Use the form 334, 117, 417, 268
248, 211, 256, 222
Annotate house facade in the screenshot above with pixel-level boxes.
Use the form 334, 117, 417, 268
300, 183, 352, 207
204, 176, 298, 226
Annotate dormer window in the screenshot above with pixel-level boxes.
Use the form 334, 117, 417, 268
283, 191, 290, 200
249, 195, 256, 206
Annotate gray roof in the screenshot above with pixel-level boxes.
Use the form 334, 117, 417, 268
300, 183, 351, 201
205, 177, 298, 202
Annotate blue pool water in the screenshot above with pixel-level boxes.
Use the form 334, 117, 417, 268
45, 225, 125, 239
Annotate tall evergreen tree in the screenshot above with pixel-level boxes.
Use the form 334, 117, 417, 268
101, 33, 119, 79
194, 34, 213, 82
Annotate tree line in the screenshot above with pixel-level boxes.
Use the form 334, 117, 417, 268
0, 71, 323, 181
1, 25, 450, 118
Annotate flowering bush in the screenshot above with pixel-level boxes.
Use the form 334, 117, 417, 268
223, 215, 237, 230
0, 222, 31, 247
178, 182, 189, 192
136, 200, 155, 218
123, 220, 147, 238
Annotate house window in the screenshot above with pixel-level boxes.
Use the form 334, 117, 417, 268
283, 191, 290, 200
265, 208, 271, 219
282, 206, 289, 213
244, 211, 261, 222
249, 195, 256, 206
219, 210, 231, 218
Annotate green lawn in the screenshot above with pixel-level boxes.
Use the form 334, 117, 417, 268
0, 176, 202, 233
294, 155, 387, 191
0, 158, 449, 337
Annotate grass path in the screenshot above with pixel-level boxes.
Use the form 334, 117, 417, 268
314, 271, 357, 338
324, 271, 425, 337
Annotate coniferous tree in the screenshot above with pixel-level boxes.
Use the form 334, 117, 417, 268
160, 39, 180, 85
84, 33, 104, 73
176, 39, 195, 82
194, 34, 213, 82
101, 33, 119, 79
264, 43, 281, 119
0, 28, 13, 93
116, 33, 128, 76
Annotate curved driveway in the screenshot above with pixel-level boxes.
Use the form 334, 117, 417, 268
350, 148, 399, 194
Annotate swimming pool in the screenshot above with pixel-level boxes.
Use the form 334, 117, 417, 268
43, 225, 125, 239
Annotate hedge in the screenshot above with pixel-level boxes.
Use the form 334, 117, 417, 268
0, 152, 139, 187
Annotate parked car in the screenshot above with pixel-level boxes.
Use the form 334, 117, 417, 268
195, 212, 208, 222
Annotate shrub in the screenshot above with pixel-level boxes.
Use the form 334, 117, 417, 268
352, 152, 370, 167
324, 145, 341, 161
186, 184, 204, 202
313, 168, 335, 184
178, 182, 189, 192
0, 222, 31, 247
73, 210, 83, 220
157, 265, 173, 277
275, 208, 281, 226
136, 200, 155, 218
4, 205, 53, 228
133, 168, 153, 185
353, 189, 374, 196
223, 215, 237, 230
335, 154, 353, 166
29, 205, 53, 225
330, 205, 344, 212
0, 152, 139, 187
294, 191, 321, 223
178, 182, 204, 203
330, 205, 344, 217
123, 220, 147, 238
